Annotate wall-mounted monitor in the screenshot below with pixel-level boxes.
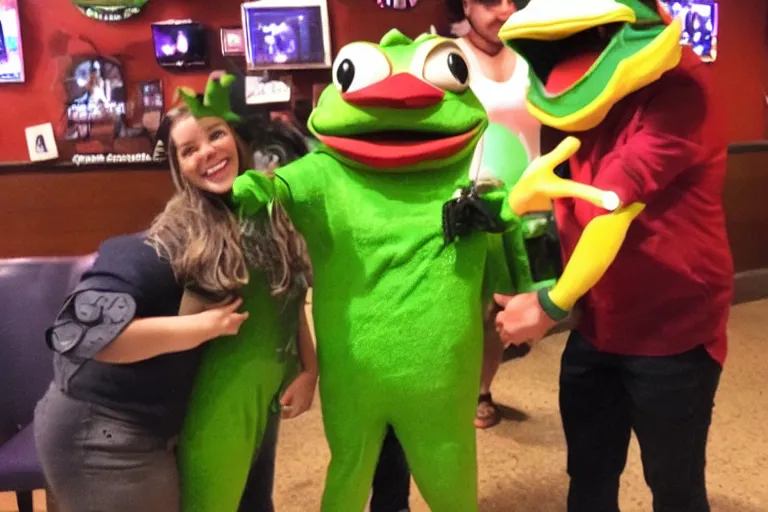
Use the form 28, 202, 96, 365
0, 0, 25, 83
659, 0, 718, 62
151, 20, 208, 69
241, 0, 332, 71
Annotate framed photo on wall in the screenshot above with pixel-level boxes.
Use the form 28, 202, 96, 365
56, 55, 158, 166
25, 123, 59, 162
220, 27, 245, 56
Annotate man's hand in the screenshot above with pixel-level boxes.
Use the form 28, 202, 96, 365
493, 292, 557, 348
280, 369, 318, 419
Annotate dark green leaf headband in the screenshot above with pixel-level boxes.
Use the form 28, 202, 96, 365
176, 72, 241, 123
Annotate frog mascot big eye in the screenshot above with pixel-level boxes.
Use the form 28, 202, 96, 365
231, 29, 536, 512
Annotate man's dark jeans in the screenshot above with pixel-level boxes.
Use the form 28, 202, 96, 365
371, 426, 411, 512
560, 331, 722, 512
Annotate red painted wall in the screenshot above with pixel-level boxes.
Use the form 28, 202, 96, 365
2, 0, 763, 164
1, 0, 224, 163
709, 0, 767, 143
0, 0, 447, 163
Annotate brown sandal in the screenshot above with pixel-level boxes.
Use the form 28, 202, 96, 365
474, 393, 501, 429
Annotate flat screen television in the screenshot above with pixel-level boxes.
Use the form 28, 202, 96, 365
0, 0, 25, 83
241, 0, 332, 70
151, 20, 208, 69
660, 0, 718, 62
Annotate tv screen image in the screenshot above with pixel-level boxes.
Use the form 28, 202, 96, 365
660, 0, 718, 62
242, 1, 330, 69
0, 0, 24, 83
64, 57, 126, 140
151, 21, 207, 68
72, 0, 149, 22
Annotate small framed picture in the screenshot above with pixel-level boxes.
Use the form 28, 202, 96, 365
25, 123, 59, 162
220, 27, 245, 56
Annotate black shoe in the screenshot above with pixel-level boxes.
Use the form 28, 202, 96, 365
502, 342, 531, 361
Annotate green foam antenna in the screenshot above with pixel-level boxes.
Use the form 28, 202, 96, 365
177, 73, 241, 123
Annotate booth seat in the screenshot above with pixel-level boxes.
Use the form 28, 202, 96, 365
0, 253, 95, 512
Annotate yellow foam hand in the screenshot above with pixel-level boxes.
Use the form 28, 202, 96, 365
548, 202, 645, 311
508, 136, 621, 215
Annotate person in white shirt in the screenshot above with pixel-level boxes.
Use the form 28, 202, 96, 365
453, 0, 539, 164
451, 0, 541, 430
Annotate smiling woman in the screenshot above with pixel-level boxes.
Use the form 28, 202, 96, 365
33, 74, 318, 512
169, 117, 241, 197
149, 106, 257, 295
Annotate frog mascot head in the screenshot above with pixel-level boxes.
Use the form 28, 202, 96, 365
307, 29, 491, 171
499, 0, 682, 131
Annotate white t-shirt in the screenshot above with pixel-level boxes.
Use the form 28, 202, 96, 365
455, 37, 541, 165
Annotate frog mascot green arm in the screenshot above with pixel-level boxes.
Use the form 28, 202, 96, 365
232, 29, 531, 512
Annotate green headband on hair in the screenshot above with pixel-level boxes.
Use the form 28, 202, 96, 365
177, 73, 241, 123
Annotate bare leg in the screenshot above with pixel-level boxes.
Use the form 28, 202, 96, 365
475, 306, 503, 429
479, 328, 503, 397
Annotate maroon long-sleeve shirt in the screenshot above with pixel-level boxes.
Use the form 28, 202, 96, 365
552, 51, 733, 365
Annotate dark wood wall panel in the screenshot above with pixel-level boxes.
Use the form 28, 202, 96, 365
724, 151, 768, 273
2, 149, 767, 273
0, 170, 174, 257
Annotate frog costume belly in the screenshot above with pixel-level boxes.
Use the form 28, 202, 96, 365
233, 30, 531, 511
177, 272, 301, 512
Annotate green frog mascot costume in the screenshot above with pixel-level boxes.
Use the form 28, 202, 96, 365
231, 29, 591, 511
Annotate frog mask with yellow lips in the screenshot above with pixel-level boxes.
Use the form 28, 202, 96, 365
499, 0, 683, 132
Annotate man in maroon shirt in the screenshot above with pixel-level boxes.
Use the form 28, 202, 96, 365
495, 1, 733, 511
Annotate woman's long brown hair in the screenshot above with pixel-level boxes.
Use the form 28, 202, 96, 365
146, 106, 311, 299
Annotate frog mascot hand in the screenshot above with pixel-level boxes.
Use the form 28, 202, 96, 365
233, 29, 531, 512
